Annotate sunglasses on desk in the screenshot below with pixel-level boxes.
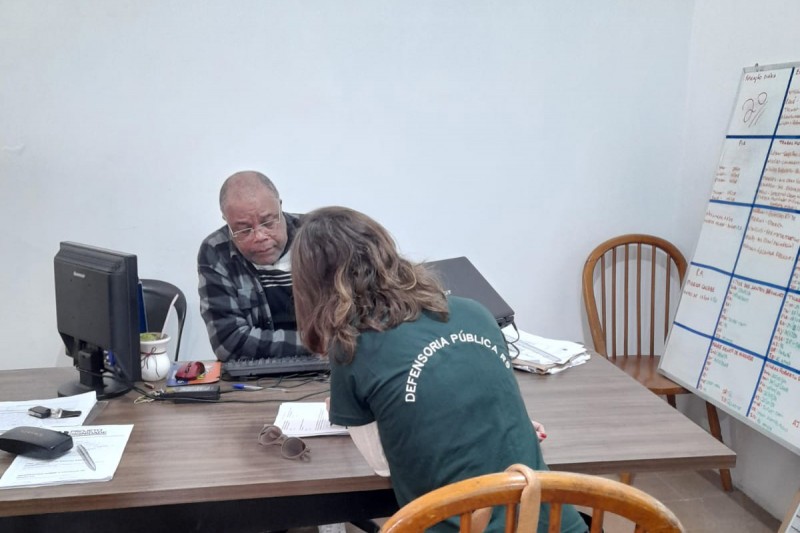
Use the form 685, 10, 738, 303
258, 424, 311, 460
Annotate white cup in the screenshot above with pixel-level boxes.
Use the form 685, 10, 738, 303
140, 333, 171, 382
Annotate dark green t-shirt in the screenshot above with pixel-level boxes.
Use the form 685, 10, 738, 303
329, 296, 586, 533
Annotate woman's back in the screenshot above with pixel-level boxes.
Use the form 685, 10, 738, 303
328, 296, 586, 533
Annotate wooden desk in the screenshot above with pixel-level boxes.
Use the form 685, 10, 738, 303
520, 355, 735, 474
0, 356, 735, 532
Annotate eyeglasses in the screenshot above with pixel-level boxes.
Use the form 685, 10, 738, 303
258, 424, 311, 460
228, 213, 283, 242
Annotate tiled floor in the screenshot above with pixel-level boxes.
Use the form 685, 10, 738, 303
576, 470, 779, 532
304, 469, 780, 533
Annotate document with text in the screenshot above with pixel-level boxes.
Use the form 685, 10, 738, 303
0, 391, 98, 433
0, 424, 134, 489
273, 402, 348, 437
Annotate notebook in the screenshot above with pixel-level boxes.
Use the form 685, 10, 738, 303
165, 361, 221, 386
424, 256, 515, 328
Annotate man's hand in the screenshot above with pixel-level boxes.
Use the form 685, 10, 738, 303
531, 419, 547, 442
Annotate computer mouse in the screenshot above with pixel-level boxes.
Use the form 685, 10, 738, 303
175, 361, 205, 381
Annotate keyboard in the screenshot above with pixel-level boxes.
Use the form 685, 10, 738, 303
222, 355, 330, 378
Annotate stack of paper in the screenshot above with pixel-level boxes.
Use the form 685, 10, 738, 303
0, 424, 134, 489
0, 393, 133, 489
503, 327, 590, 375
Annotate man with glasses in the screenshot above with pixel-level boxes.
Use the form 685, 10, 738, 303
197, 170, 311, 361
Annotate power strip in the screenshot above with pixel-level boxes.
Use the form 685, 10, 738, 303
158, 384, 221, 402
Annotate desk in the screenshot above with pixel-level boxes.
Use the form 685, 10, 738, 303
0, 356, 735, 532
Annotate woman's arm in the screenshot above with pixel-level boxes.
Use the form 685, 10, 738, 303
347, 422, 391, 477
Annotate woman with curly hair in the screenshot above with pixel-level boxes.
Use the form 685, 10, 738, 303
291, 206, 586, 533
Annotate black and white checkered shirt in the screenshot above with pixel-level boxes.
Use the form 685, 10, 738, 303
197, 212, 311, 361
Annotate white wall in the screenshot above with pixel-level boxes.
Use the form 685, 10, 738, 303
675, 0, 800, 520
1, 0, 795, 520
0, 0, 693, 369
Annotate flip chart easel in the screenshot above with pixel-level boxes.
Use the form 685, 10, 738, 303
660, 62, 800, 456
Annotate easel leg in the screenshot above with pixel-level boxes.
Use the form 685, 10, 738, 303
706, 402, 733, 492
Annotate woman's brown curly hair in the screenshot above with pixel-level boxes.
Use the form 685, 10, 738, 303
291, 206, 448, 362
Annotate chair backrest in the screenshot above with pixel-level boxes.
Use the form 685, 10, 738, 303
140, 279, 187, 361
581, 234, 687, 358
380, 465, 684, 533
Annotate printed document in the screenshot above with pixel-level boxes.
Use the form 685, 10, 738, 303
273, 402, 348, 437
0, 391, 97, 433
0, 424, 134, 489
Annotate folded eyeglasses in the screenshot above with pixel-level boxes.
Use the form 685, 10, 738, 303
258, 424, 311, 460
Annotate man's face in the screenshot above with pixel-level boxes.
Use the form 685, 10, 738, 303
222, 187, 288, 266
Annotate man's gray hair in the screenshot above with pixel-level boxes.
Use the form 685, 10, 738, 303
219, 171, 280, 210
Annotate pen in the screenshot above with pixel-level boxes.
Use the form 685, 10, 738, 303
77, 444, 96, 471
232, 384, 264, 391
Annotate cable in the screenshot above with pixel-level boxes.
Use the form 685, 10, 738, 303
503, 322, 521, 360
83, 356, 331, 405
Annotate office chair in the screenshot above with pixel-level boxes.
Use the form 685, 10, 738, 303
381, 464, 685, 533
581, 234, 732, 491
140, 278, 187, 361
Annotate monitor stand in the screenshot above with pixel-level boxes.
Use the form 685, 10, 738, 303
58, 348, 131, 400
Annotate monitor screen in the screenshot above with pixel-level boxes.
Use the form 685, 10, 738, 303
54, 242, 141, 399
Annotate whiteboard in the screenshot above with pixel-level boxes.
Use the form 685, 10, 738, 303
660, 62, 800, 455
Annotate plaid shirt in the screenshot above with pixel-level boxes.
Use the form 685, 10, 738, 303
197, 212, 310, 362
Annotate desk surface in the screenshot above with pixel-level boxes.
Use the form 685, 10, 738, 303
0, 355, 735, 528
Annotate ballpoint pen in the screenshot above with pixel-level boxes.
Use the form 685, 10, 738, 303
232, 384, 264, 391
77, 444, 96, 471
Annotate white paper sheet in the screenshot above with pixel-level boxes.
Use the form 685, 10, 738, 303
0, 391, 98, 433
273, 402, 348, 437
0, 424, 134, 489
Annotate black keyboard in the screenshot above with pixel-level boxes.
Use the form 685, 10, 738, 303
222, 355, 330, 378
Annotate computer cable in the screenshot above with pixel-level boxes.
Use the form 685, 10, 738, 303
503, 321, 521, 360
82, 352, 330, 404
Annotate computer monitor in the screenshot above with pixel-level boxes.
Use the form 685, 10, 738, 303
54, 242, 141, 399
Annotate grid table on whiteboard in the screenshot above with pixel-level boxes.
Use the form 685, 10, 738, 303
660, 63, 800, 455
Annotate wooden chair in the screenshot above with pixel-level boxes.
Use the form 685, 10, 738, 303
581, 234, 732, 491
381, 464, 684, 533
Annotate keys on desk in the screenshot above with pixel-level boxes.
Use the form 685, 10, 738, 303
27, 406, 82, 419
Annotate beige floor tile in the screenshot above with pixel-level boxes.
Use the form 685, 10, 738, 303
626, 472, 686, 503
658, 469, 728, 500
